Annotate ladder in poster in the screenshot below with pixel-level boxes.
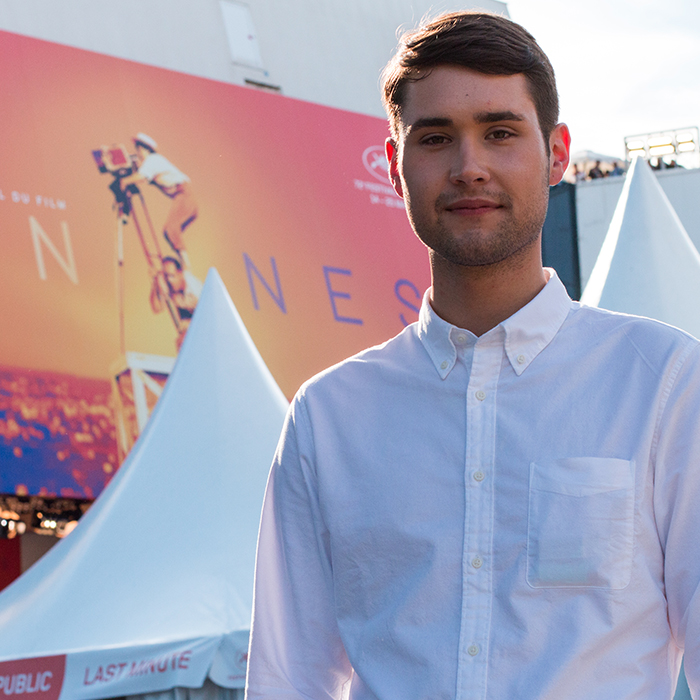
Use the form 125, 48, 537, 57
92, 144, 179, 460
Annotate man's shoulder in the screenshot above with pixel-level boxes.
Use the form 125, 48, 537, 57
297, 323, 423, 399
139, 152, 171, 176
571, 302, 700, 366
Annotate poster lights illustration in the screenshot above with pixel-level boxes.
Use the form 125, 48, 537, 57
0, 29, 430, 502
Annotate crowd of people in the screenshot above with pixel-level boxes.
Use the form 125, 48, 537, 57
571, 160, 626, 182
570, 156, 684, 183
651, 157, 682, 171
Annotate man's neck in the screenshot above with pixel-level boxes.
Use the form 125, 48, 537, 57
428, 249, 548, 336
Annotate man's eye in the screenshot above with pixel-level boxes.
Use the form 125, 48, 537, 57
487, 129, 514, 140
421, 134, 450, 145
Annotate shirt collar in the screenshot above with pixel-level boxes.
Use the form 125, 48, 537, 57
417, 268, 572, 379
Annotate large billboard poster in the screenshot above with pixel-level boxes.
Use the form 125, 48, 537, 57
0, 30, 430, 500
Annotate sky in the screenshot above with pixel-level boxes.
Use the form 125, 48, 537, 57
506, 0, 700, 161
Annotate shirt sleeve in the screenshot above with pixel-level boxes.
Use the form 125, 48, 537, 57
652, 342, 700, 693
138, 153, 189, 185
246, 395, 353, 700
137, 153, 163, 182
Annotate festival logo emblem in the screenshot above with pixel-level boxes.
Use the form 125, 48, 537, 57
362, 145, 391, 185
354, 145, 403, 211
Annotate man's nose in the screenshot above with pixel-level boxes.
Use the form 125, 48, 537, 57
449, 140, 490, 185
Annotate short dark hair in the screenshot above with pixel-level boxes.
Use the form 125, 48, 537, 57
134, 139, 156, 154
381, 12, 559, 143
162, 256, 182, 270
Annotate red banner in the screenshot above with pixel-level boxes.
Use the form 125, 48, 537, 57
0, 656, 66, 699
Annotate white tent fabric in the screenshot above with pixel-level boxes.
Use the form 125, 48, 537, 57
580, 157, 700, 337
127, 678, 239, 700
0, 269, 288, 700
571, 149, 621, 165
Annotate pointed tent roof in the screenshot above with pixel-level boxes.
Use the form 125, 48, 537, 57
0, 269, 288, 699
571, 149, 622, 166
580, 157, 700, 337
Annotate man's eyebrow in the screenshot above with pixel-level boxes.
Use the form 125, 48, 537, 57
474, 110, 525, 124
404, 112, 526, 134
405, 117, 453, 133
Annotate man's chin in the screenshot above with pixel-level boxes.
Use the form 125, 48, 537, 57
428, 232, 541, 269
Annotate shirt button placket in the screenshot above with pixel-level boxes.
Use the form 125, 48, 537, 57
459, 337, 501, 700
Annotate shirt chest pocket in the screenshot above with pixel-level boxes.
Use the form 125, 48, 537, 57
527, 457, 635, 589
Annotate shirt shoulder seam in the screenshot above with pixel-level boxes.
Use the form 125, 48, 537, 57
650, 338, 700, 468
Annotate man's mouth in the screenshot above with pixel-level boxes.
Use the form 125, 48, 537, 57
444, 198, 503, 215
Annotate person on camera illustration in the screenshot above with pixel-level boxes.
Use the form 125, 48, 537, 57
120, 132, 198, 270
149, 256, 202, 349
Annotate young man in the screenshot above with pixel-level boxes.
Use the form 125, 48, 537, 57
246, 12, 700, 700
121, 133, 198, 270
149, 256, 202, 349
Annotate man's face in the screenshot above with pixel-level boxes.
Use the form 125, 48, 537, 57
163, 261, 185, 294
386, 66, 569, 270
134, 144, 148, 166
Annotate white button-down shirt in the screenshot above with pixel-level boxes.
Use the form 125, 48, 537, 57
246, 270, 700, 700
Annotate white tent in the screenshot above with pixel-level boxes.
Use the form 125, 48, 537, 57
580, 156, 700, 337
580, 157, 696, 700
0, 269, 288, 700
570, 149, 622, 166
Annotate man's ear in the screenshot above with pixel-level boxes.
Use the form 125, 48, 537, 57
548, 123, 571, 186
385, 137, 404, 199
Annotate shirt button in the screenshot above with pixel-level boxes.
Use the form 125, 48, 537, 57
440, 361, 448, 370
473, 471, 485, 482
517, 354, 526, 365
468, 644, 480, 656
472, 556, 483, 569
475, 390, 486, 401
455, 333, 468, 345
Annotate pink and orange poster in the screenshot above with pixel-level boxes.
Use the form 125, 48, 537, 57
0, 30, 429, 499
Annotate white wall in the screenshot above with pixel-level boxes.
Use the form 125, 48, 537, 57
576, 177, 625, 287
576, 167, 700, 288
0, 0, 507, 118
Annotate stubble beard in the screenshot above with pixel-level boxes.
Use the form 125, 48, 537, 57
408, 180, 550, 270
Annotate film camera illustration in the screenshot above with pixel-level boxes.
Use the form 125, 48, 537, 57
93, 143, 186, 461
92, 144, 139, 215
92, 144, 134, 172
